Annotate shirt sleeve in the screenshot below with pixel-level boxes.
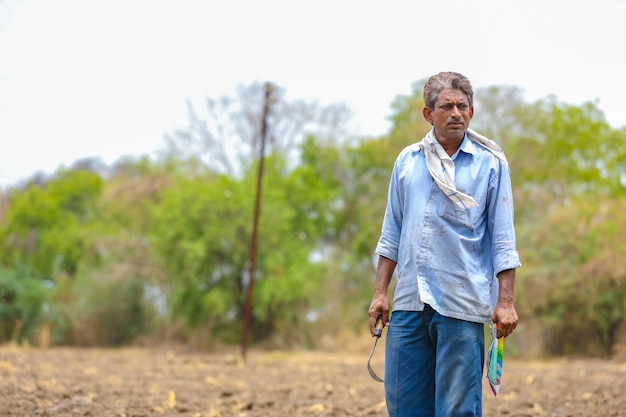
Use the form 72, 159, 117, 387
487, 162, 522, 276
375, 160, 403, 263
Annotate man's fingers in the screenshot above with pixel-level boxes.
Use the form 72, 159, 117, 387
368, 310, 389, 337
368, 316, 376, 336
496, 322, 517, 339
368, 310, 380, 336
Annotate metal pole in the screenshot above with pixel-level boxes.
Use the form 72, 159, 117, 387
241, 82, 273, 360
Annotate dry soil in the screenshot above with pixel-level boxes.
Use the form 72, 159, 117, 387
1, 345, 625, 416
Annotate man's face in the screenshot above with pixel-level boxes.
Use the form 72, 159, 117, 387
423, 88, 473, 142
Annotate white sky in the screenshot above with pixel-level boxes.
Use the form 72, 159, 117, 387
1, 0, 626, 188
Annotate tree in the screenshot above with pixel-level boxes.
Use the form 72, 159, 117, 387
149, 173, 250, 333
0, 264, 47, 343
0, 169, 104, 344
471, 85, 527, 147
0, 169, 103, 279
57, 157, 180, 346
519, 197, 626, 357
150, 83, 355, 346
386, 78, 432, 149
148, 153, 333, 346
507, 98, 626, 222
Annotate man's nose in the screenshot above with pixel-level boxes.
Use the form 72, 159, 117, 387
451, 105, 462, 118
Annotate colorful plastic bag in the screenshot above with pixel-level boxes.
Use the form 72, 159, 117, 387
487, 324, 503, 396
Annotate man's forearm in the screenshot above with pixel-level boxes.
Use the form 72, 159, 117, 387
374, 255, 397, 295
497, 268, 516, 304
494, 268, 518, 338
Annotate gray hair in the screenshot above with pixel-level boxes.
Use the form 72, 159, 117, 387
423, 72, 474, 109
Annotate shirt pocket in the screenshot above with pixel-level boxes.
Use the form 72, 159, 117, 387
439, 198, 480, 230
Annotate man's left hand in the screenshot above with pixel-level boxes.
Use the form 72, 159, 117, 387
492, 301, 518, 339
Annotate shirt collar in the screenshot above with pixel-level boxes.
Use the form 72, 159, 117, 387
450, 133, 476, 160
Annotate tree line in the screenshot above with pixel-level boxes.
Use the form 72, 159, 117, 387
1, 81, 625, 357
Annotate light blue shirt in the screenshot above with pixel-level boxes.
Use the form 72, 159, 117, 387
375, 134, 521, 324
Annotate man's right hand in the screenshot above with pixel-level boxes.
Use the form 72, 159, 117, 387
368, 294, 390, 337
368, 255, 396, 336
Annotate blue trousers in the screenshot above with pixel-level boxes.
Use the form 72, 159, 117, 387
384, 306, 485, 417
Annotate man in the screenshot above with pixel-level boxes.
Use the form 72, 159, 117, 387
368, 71, 521, 417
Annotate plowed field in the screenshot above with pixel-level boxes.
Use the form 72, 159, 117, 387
1, 345, 625, 416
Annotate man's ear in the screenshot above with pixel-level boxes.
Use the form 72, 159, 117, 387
423, 107, 433, 125
469, 105, 474, 120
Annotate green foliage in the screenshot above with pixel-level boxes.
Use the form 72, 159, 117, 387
98, 157, 176, 233
148, 151, 336, 345
288, 135, 343, 239
59, 268, 153, 346
47, 169, 103, 220
149, 172, 251, 331
508, 98, 626, 222
0, 169, 103, 278
519, 198, 626, 357
0, 166, 168, 347
472, 85, 528, 147
0, 265, 49, 343
387, 78, 432, 148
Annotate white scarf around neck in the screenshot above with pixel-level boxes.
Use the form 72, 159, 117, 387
417, 128, 508, 209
